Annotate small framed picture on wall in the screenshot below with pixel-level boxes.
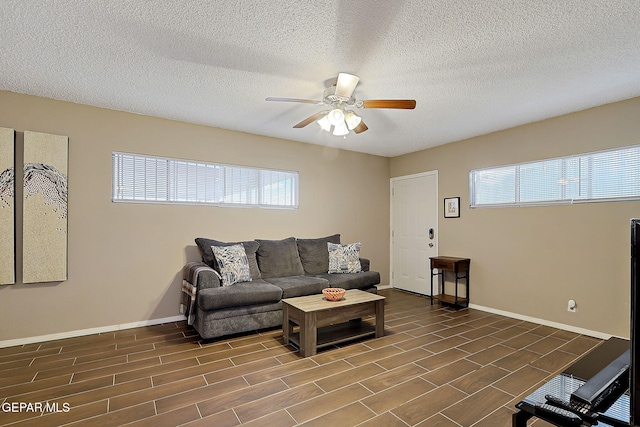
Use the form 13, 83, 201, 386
444, 197, 460, 218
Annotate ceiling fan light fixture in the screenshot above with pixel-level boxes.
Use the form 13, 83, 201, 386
332, 121, 349, 136
316, 114, 331, 132
327, 108, 345, 126
344, 111, 361, 130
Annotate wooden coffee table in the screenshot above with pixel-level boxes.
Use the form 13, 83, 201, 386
282, 289, 385, 357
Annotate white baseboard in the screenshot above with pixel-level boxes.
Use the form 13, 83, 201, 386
0, 299, 614, 348
0, 315, 187, 349
376, 284, 392, 290
386, 286, 613, 340
469, 303, 613, 340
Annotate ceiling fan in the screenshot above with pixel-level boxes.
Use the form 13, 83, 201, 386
266, 73, 416, 136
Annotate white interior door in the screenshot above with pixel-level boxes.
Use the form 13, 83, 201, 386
391, 171, 438, 295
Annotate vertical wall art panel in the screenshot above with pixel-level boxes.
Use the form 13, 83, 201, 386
0, 128, 15, 285
23, 131, 68, 283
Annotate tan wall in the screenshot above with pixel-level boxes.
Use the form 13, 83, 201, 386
0, 91, 390, 342
391, 97, 640, 338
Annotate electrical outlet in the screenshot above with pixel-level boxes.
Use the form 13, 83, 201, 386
567, 300, 577, 313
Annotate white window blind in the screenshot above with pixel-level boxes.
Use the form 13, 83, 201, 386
470, 145, 640, 208
112, 152, 298, 209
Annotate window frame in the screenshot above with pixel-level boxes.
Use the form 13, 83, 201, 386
470, 144, 640, 209
112, 152, 299, 210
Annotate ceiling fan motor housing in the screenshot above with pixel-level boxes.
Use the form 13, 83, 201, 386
323, 86, 355, 105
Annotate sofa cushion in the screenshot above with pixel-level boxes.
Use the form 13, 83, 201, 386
255, 237, 305, 279
195, 238, 261, 280
328, 242, 362, 274
212, 244, 252, 286
296, 234, 341, 275
315, 271, 380, 290
264, 275, 329, 298
197, 301, 283, 321
197, 279, 283, 311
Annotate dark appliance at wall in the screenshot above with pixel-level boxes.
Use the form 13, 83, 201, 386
631, 218, 640, 426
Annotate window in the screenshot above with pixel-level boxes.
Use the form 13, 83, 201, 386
470, 145, 640, 208
112, 152, 298, 209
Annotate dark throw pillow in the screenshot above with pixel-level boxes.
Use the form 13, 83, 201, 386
255, 237, 305, 279
296, 234, 341, 275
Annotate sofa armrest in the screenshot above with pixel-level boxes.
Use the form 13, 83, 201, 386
183, 262, 221, 291
196, 267, 222, 290
360, 258, 370, 272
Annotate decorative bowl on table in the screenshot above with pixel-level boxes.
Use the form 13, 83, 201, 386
322, 287, 346, 301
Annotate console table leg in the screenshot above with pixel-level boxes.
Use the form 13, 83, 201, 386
430, 267, 434, 305
455, 269, 459, 306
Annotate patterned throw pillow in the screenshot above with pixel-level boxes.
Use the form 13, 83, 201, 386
211, 244, 252, 286
328, 242, 362, 274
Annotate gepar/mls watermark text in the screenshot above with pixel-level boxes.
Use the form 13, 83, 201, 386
2, 401, 70, 413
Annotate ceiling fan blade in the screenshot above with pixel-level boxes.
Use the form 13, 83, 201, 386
266, 97, 321, 105
293, 112, 327, 128
360, 99, 416, 109
353, 121, 368, 134
334, 73, 360, 99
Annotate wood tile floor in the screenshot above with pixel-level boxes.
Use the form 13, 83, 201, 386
0, 289, 602, 427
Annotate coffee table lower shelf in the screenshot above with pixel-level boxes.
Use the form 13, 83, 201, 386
288, 321, 376, 352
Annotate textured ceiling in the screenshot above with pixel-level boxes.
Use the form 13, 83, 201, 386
1, 1, 639, 157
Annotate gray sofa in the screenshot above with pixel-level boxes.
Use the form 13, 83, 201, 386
181, 234, 380, 340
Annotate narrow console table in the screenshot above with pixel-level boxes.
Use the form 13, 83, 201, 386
429, 256, 470, 309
